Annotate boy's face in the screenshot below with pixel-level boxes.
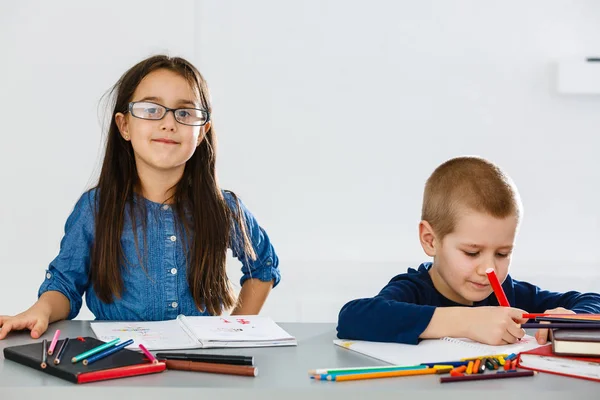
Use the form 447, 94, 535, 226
425, 209, 518, 305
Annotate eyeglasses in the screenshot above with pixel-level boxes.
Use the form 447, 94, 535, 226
126, 101, 210, 126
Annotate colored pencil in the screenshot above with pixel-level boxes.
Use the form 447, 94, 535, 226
440, 370, 535, 383
318, 367, 439, 381
72, 338, 120, 363
53, 338, 70, 365
308, 364, 426, 376
83, 339, 134, 365
521, 322, 600, 329
535, 316, 600, 324
486, 268, 510, 307
460, 354, 508, 361
77, 362, 166, 384
165, 359, 257, 377
139, 344, 158, 364
41, 339, 48, 369
48, 329, 60, 355
421, 361, 469, 367
522, 313, 549, 318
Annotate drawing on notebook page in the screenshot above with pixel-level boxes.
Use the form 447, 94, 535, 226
333, 335, 544, 366
91, 315, 297, 350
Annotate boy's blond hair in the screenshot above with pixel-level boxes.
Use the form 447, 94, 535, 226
421, 156, 522, 240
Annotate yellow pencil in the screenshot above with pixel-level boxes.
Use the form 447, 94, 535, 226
466, 361, 474, 374
325, 367, 438, 382
460, 354, 508, 361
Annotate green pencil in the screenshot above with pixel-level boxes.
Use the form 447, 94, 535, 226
308, 364, 426, 376
71, 338, 120, 363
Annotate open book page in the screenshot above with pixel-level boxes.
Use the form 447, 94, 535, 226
519, 353, 600, 381
179, 315, 297, 347
334, 335, 542, 366
90, 320, 200, 351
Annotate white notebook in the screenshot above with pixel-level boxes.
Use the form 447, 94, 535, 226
90, 315, 297, 351
334, 335, 543, 366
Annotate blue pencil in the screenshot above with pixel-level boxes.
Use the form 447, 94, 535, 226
315, 365, 428, 379
82, 339, 134, 366
420, 361, 469, 368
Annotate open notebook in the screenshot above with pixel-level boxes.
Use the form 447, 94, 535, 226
91, 315, 297, 351
334, 335, 543, 366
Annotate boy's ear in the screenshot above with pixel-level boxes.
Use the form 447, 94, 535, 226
419, 220, 437, 257
115, 113, 130, 140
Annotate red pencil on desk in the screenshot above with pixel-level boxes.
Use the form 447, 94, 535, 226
486, 268, 510, 307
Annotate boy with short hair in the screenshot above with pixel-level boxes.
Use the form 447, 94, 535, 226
337, 156, 600, 345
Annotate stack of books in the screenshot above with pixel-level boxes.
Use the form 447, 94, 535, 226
518, 314, 600, 382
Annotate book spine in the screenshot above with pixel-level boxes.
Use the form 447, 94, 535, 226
77, 362, 166, 383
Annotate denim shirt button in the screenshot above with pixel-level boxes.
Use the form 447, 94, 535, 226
170, 235, 177, 242
170, 268, 177, 275
171, 302, 178, 308
46, 272, 52, 279
162, 205, 169, 211
266, 258, 272, 266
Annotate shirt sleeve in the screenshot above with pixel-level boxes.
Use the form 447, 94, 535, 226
512, 279, 600, 314
38, 191, 95, 320
224, 192, 280, 288
337, 277, 436, 345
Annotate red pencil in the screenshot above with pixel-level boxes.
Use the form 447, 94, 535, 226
77, 362, 166, 383
486, 268, 510, 307
522, 314, 549, 318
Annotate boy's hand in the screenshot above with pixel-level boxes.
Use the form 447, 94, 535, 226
464, 307, 528, 345
0, 309, 51, 340
534, 307, 575, 345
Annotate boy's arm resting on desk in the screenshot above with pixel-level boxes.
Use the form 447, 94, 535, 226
336, 279, 437, 345
0, 291, 69, 340
512, 279, 600, 314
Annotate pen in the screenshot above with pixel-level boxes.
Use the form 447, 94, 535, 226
155, 352, 254, 366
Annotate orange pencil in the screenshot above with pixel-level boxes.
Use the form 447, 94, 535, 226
323, 367, 438, 382
473, 359, 481, 374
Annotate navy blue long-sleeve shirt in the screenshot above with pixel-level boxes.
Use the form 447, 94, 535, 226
337, 262, 600, 345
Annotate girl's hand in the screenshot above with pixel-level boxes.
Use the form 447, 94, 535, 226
534, 307, 575, 345
0, 309, 51, 340
464, 306, 528, 345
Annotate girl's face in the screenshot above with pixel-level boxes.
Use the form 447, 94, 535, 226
115, 68, 211, 175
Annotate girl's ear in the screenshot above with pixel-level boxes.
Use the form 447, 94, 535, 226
115, 113, 130, 140
197, 121, 211, 147
419, 220, 437, 257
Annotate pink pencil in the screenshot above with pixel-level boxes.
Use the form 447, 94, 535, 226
139, 344, 158, 364
486, 268, 510, 307
48, 329, 61, 355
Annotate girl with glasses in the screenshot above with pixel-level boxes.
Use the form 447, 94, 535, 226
0, 55, 280, 339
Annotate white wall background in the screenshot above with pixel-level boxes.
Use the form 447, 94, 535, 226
1, 0, 599, 324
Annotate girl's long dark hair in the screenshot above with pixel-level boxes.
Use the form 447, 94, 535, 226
91, 55, 255, 315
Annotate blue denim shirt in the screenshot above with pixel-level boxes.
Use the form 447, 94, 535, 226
38, 189, 280, 320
